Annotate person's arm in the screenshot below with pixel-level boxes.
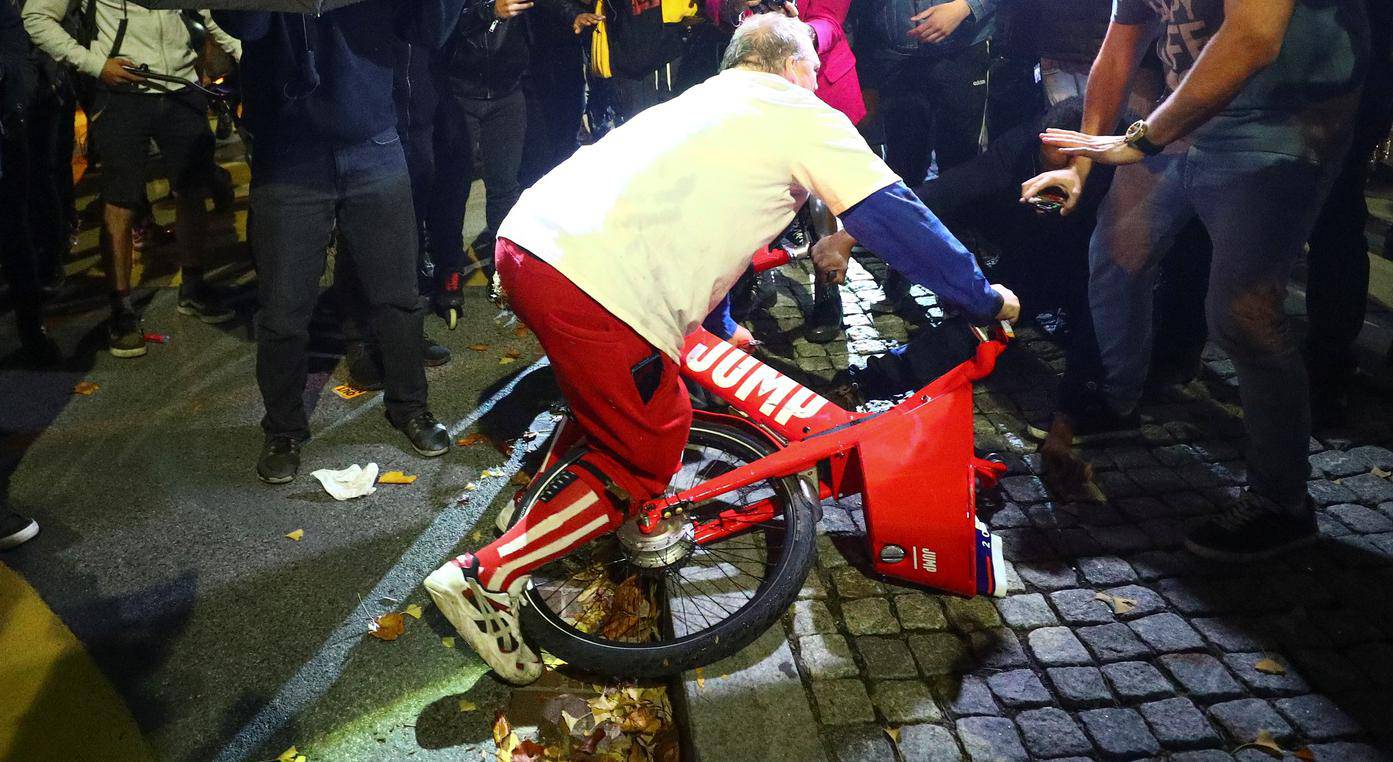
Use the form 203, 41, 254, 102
208, 11, 273, 43
1018, 17, 1153, 213
22, 0, 106, 79
200, 11, 242, 62
1038, 0, 1298, 166
535, 0, 602, 34
839, 182, 1018, 324
909, 0, 992, 45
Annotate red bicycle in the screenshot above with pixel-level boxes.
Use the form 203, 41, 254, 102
501, 248, 1014, 677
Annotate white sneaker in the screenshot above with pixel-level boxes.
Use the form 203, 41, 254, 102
424, 554, 543, 685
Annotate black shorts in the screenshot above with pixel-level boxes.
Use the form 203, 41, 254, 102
88, 87, 215, 209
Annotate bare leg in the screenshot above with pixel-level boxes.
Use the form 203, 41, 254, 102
104, 203, 136, 298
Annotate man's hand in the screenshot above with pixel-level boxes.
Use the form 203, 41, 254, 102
992, 284, 1020, 324
728, 324, 756, 349
100, 57, 145, 87
744, 0, 799, 17
494, 0, 533, 20
1039, 128, 1146, 166
1020, 165, 1087, 216
909, 0, 970, 44
811, 229, 854, 285
572, 11, 603, 32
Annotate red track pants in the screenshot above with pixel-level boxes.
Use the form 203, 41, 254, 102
472, 239, 693, 592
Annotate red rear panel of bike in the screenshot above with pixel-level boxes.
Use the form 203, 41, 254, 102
859, 384, 980, 597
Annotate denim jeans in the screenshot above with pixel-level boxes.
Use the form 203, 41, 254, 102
428, 88, 525, 272
251, 129, 428, 439
1089, 141, 1336, 510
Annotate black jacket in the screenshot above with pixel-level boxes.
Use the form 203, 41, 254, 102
214, 0, 465, 148
434, 0, 531, 100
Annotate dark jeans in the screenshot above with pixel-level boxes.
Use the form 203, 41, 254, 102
519, 40, 584, 188
0, 121, 43, 331
428, 88, 525, 272
251, 129, 428, 439
880, 41, 991, 183
1090, 140, 1340, 510
1305, 56, 1393, 379
27, 92, 76, 280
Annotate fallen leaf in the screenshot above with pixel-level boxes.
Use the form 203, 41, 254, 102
465, 482, 479, 491
404, 603, 424, 619
499, 356, 517, 365
1294, 748, 1316, 761
457, 699, 477, 713
1094, 592, 1137, 615
1253, 657, 1286, 676
72, 381, 100, 396
694, 668, 705, 691
469, 343, 491, 352
560, 710, 582, 734
512, 739, 546, 762
276, 747, 299, 762
1232, 729, 1288, 759
442, 636, 456, 648
503, 350, 523, 360
332, 384, 369, 400
285, 529, 304, 541
514, 325, 530, 338
1372, 466, 1391, 479
368, 612, 405, 641
458, 433, 489, 447
884, 727, 900, 744
378, 470, 418, 485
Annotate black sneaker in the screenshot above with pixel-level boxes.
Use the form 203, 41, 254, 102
257, 435, 303, 484
399, 411, 450, 457
423, 333, 452, 367
1185, 493, 1318, 562
806, 281, 843, 343
108, 309, 147, 358
177, 287, 236, 324
345, 342, 385, 391
0, 511, 39, 550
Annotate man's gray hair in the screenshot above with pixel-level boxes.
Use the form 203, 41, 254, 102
718, 13, 816, 74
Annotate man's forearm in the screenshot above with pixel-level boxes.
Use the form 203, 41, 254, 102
1146, 0, 1295, 145
1074, 21, 1153, 179
22, 0, 106, 78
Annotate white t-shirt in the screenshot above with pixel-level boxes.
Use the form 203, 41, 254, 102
497, 68, 900, 361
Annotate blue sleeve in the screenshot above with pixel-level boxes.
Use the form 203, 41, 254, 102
964, 0, 995, 22
702, 293, 739, 339
840, 181, 1003, 324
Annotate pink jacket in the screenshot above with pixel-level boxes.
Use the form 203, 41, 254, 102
701, 0, 866, 125
802, 0, 866, 125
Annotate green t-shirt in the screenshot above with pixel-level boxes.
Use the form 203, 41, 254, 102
1112, 0, 1369, 161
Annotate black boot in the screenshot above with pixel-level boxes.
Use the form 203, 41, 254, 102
345, 341, 385, 390
871, 271, 911, 315
806, 281, 843, 343
423, 333, 452, 367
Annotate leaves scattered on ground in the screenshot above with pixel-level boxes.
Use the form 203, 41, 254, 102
404, 603, 424, 619
285, 529, 304, 542
378, 470, 418, 485
490, 685, 678, 762
1232, 729, 1313, 759
72, 381, 100, 396
368, 612, 405, 641
470, 343, 492, 352
1094, 592, 1137, 615
442, 636, 456, 649
458, 433, 490, 447
1253, 657, 1286, 675
276, 746, 307, 762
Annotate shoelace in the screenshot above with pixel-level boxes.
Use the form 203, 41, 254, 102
463, 578, 523, 653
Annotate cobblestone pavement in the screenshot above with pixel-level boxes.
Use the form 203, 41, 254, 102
681, 255, 1393, 762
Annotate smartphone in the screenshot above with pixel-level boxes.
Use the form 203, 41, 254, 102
1027, 187, 1067, 214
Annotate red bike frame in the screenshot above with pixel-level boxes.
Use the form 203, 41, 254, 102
637, 247, 1012, 598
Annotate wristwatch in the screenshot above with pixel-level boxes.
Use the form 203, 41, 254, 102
1124, 119, 1165, 156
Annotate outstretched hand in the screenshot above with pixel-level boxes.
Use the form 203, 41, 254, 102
1039, 129, 1146, 166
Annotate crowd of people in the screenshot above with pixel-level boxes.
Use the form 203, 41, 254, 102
0, 0, 1390, 686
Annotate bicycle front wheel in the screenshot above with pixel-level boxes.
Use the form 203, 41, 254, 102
516, 418, 817, 678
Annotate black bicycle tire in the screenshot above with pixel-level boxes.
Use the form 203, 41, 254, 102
515, 419, 817, 678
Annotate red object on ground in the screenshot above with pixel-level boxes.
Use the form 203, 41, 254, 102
143, 332, 170, 344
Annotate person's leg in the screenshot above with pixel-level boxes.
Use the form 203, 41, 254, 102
880, 60, 933, 186
89, 92, 156, 356
1148, 220, 1212, 387
925, 41, 990, 172
476, 89, 527, 258
427, 90, 477, 279
1191, 149, 1329, 512
0, 124, 50, 357
156, 89, 232, 322
1088, 141, 1197, 417
333, 131, 435, 441
25, 91, 70, 291
250, 144, 339, 445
